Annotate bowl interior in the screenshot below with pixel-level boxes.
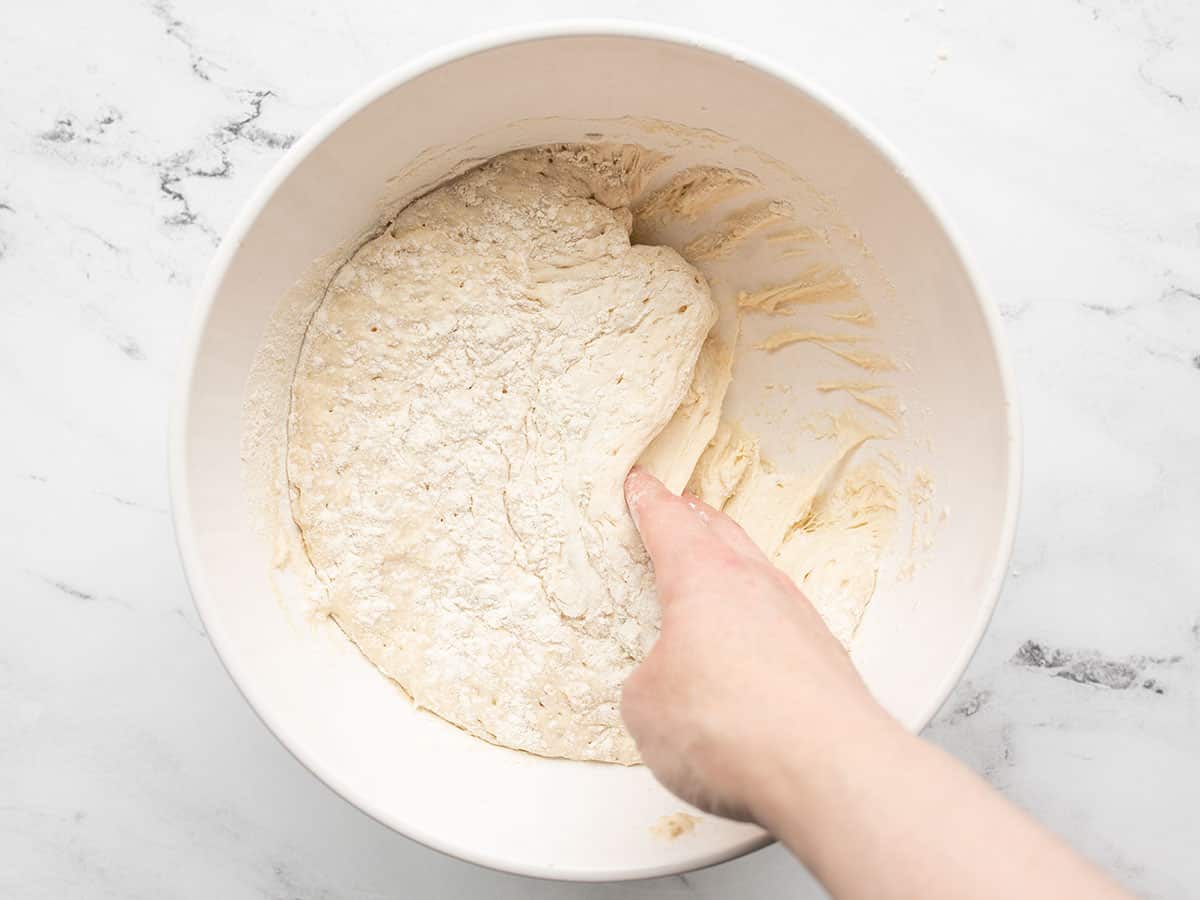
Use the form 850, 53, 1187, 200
175, 31, 1016, 881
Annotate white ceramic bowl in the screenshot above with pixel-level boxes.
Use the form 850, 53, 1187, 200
171, 23, 1020, 882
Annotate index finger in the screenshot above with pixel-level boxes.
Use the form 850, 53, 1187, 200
625, 467, 727, 588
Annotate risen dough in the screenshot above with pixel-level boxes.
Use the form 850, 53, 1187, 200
287, 147, 715, 763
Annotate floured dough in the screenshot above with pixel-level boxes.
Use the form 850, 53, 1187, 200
287, 147, 715, 763
283, 141, 920, 765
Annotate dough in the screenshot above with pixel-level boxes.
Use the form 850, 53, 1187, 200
287, 147, 715, 763
284, 143, 916, 764
636, 333, 734, 493
687, 415, 899, 646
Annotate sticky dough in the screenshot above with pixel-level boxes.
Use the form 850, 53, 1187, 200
288, 146, 714, 763
287, 144, 904, 765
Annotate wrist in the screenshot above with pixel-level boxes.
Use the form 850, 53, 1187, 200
746, 701, 911, 849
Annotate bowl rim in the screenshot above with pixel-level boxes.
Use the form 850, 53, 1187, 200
168, 19, 1023, 883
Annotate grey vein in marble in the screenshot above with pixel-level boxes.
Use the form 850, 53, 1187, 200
155, 89, 295, 238
2, 0, 1198, 897
150, 0, 222, 83
1012, 640, 1182, 693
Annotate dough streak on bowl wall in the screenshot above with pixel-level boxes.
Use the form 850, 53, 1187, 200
245, 132, 942, 766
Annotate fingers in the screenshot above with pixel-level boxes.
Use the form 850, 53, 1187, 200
680, 492, 771, 564
626, 467, 717, 585
624, 465, 672, 530
625, 467, 770, 589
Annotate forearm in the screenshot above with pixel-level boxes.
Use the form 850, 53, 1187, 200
620, 471, 1132, 898
751, 715, 1132, 900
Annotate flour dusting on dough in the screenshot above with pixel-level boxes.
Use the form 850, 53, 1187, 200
288, 146, 714, 764
270, 138, 935, 764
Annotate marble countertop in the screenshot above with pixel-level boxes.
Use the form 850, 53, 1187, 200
2, 0, 1198, 896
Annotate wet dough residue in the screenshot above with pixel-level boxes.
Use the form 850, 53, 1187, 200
634, 165, 758, 227
816, 382, 904, 422
652, 812, 700, 840
757, 330, 900, 372
737, 267, 859, 313
683, 200, 792, 261
686, 413, 900, 644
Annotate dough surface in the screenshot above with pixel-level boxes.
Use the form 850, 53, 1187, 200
285, 142, 916, 764
288, 147, 715, 763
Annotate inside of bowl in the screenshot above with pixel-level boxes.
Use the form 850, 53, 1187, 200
179, 33, 1016, 880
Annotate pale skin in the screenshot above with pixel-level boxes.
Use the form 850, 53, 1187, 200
622, 468, 1133, 900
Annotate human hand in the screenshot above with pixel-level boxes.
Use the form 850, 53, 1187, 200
622, 471, 1134, 900
621, 467, 892, 824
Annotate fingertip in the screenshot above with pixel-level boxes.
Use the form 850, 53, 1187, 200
624, 466, 662, 519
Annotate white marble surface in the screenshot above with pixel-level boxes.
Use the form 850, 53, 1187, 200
2, 0, 1198, 896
